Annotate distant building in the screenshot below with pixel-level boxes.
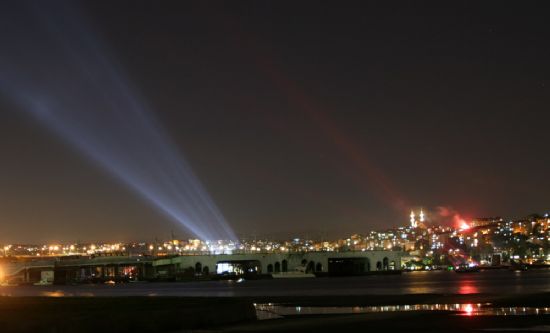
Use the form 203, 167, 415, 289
410, 211, 417, 228
471, 217, 501, 228
410, 208, 427, 229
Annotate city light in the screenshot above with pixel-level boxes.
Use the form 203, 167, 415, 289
0, 199, 548, 284
463, 304, 474, 316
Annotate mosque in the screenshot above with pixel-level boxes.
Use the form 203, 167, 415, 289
409, 208, 427, 229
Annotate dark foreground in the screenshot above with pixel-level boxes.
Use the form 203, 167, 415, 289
219, 293, 550, 332
0, 297, 255, 332
1, 293, 550, 333
210, 312, 550, 333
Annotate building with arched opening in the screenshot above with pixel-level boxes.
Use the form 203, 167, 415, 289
153, 250, 401, 278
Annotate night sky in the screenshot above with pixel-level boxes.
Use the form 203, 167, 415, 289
1, 1, 549, 243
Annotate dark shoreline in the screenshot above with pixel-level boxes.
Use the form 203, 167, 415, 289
230, 292, 550, 333
223, 311, 550, 333
1, 293, 550, 332
241, 291, 550, 308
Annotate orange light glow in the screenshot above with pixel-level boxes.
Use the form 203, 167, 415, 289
459, 221, 470, 231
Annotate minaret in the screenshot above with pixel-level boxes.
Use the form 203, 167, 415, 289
410, 210, 417, 228
419, 209, 425, 223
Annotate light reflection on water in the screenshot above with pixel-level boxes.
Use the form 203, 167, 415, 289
0, 270, 549, 297
458, 283, 479, 294
254, 303, 550, 320
40, 291, 67, 297
39, 291, 95, 297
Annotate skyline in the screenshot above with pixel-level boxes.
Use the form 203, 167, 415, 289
1, 1, 550, 243
0, 206, 546, 244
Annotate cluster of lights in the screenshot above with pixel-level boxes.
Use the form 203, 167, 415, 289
1, 212, 549, 271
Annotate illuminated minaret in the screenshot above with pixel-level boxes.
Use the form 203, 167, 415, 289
410, 210, 417, 228
419, 209, 425, 223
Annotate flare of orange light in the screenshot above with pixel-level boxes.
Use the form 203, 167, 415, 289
459, 221, 470, 231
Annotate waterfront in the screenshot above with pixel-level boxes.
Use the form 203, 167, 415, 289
1, 269, 550, 297
2, 270, 550, 332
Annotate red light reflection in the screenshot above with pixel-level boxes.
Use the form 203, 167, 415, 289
458, 280, 479, 294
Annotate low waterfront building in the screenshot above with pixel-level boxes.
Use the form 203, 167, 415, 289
153, 250, 401, 278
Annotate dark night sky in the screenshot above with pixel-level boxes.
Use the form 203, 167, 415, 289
1, 1, 549, 243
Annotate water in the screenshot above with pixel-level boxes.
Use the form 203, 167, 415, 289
1, 270, 549, 297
